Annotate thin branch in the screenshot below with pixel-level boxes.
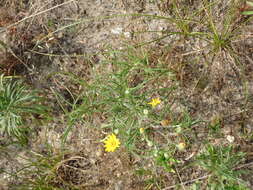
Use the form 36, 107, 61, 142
235, 161, 253, 170
175, 167, 186, 190
162, 161, 253, 190
162, 175, 210, 190
0, 0, 75, 33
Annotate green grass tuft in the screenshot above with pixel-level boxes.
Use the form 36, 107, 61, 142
0, 75, 46, 143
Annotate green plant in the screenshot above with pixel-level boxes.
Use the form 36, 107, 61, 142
154, 149, 179, 173
201, 0, 239, 53
196, 145, 248, 189
0, 75, 45, 142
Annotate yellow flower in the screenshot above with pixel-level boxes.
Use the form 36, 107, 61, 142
148, 97, 161, 108
139, 128, 145, 134
103, 133, 120, 152
177, 142, 186, 151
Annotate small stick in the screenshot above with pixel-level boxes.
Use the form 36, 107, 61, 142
0, 0, 75, 33
162, 175, 210, 190
162, 161, 253, 190
175, 167, 186, 190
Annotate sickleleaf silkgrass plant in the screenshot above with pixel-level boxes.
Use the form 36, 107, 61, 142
0, 75, 45, 142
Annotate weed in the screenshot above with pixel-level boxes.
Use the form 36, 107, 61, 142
200, 0, 240, 53
154, 148, 179, 173
0, 75, 45, 143
196, 145, 248, 189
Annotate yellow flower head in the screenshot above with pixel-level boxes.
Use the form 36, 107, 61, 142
139, 128, 145, 134
148, 97, 161, 108
103, 133, 120, 152
177, 142, 186, 151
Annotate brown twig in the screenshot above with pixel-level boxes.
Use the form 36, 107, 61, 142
0, 0, 75, 33
162, 175, 210, 190
162, 161, 253, 190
